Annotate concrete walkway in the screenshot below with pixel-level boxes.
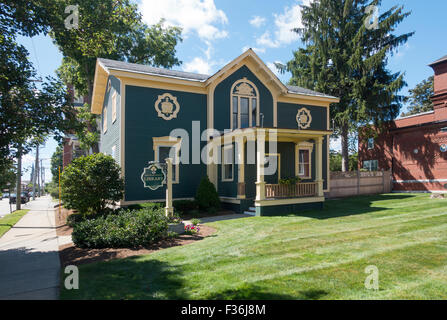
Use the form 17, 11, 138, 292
197, 213, 254, 223
0, 196, 61, 300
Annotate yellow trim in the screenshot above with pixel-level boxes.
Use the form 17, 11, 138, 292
117, 76, 207, 94
103, 106, 108, 133
324, 135, 330, 192
153, 136, 181, 184
111, 91, 117, 123
220, 197, 241, 204
277, 95, 334, 107
255, 196, 325, 206
295, 142, 313, 179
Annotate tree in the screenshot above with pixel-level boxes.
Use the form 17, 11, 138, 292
1, 1, 80, 173
61, 153, 124, 215
281, 0, 413, 171
401, 76, 434, 117
47, 0, 182, 152
50, 144, 63, 184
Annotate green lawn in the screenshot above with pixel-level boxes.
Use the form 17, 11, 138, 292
0, 209, 29, 238
61, 194, 447, 300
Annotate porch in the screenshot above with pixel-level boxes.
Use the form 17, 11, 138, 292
210, 128, 330, 215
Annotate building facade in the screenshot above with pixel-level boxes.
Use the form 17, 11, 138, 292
358, 55, 447, 192
91, 50, 339, 215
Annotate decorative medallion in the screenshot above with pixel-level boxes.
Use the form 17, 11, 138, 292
296, 108, 312, 129
141, 161, 166, 190
154, 93, 180, 120
234, 81, 255, 96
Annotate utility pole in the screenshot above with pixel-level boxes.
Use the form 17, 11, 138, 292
41, 159, 45, 195
16, 147, 22, 211
33, 144, 39, 200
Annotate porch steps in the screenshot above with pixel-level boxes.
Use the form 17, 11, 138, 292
244, 207, 256, 216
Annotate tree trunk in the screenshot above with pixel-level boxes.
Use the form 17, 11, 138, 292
16, 148, 22, 210
87, 78, 100, 154
341, 123, 350, 172
33, 144, 38, 200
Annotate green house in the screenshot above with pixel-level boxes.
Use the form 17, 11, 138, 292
90, 49, 339, 216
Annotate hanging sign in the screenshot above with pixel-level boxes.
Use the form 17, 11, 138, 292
141, 162, 166, 190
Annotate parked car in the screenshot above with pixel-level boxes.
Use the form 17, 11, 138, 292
2, 193, 9, 199
9, 193, 28, 204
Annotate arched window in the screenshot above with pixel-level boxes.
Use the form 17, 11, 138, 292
230, 78, 259, 129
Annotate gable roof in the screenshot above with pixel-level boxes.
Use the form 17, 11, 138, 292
91, 49, 338, 114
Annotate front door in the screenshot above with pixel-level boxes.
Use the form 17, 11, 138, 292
264, 153, 280, 184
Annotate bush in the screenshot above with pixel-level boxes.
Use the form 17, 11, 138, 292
195, 176, 220, 211
61, 153, 124, 215
173, 200, 198, 215
127, 202, 164, 211
72, 207, 169, 248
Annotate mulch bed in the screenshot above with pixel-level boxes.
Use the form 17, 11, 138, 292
55, 207, 216, 267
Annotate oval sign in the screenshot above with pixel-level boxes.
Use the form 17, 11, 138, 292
141, 162, 166, 190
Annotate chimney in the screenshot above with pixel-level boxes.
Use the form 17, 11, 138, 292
429, 55, 447, 121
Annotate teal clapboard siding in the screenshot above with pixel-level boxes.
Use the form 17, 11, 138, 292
277, 102, 327, 131
124, 85, 207, 202
214, 65, 274, 130
101, 76, 121, 165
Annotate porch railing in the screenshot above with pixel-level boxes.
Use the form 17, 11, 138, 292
265, 182, 317, 199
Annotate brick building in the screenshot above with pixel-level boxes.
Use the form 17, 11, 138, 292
358, 55, 447, 192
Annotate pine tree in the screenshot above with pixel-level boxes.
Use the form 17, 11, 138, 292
283, 0, 413, 171
401, 76, 434, 117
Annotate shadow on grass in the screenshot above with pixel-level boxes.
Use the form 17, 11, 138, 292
62, 256, 188, 300
204, 284, 329, 300
287, 194, 418, 220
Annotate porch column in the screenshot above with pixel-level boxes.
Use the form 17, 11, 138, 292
236, 136, 245, 199
256, 130, 266, 201
315, 136, 324, 197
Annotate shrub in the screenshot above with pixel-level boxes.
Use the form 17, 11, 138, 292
195, 176, 220, 211
72, 207, 169, 248
173, 200, 199, 215
61, 153, 124, 215
190, 218, 200, 226
127, 202, 164, 211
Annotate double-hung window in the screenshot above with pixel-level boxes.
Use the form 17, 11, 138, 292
363, 160, 378, 171
153, 137, 181, 183
222, 145, 234, 182
295, 143, 313, 179
231, 79, 259, 129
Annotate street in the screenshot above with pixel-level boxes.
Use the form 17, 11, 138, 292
0, 197, 33, 218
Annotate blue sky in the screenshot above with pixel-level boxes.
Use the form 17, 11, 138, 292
17, 0, 447, 180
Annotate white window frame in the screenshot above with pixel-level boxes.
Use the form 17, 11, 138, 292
230, 78, 260, 130
153, 136, 181, 184
221, 144, 234, 182
103, 106, 108, 133
295, 142, 313, 179
111, 91, 117, 124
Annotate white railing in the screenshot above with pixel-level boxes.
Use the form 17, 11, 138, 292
265, 182, 317, 199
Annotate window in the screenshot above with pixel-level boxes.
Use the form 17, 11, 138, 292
111, 91, 117, 123
103, 107, 108, 133
222, 145, 234, 182
230, 78, 259, 129
363, 160, 378, 171
367, 138, 374, 150
153, 137, 181, 183
295, 142, 313, 179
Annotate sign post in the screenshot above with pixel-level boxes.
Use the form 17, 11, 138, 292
165, 158, 174, 217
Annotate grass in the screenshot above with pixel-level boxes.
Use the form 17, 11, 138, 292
60, 193, 447, 300
0, 209, 29, 238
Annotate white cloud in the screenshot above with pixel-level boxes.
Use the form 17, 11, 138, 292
249, 16, 266, 28
183, 57, 212, 74
256, 0, 313, 49
139, 0, 228, 41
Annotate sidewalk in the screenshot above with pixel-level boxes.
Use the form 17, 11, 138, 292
0, 196, 61, 300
